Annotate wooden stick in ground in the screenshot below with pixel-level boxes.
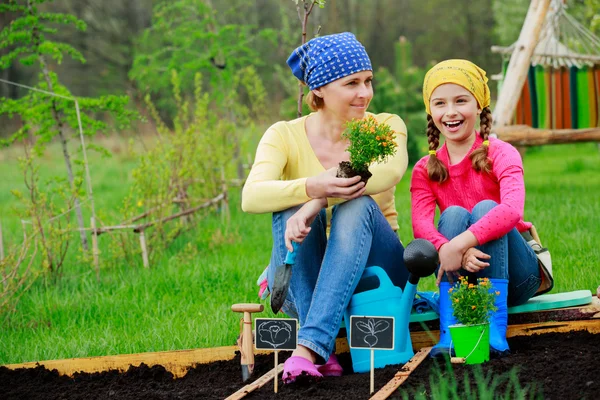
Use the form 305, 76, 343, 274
369, 347, 432, 400
274, 350, 279, 393
90, 217, 99, 279
0, 220, 4, 261
225, 363, 284, 400
139, 230, 149, 268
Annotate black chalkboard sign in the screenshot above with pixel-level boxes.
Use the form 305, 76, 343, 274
349, 316, 395, 350
255, 318, 298, 351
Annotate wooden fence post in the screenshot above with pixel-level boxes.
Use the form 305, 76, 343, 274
0, 220, 4, 261
221, 166, 230, 223
139, 230, 150, 268
90, 217, 100, 279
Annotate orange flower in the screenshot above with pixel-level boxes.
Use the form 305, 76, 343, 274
471, 305, 476, 310
382, 142, 387, 147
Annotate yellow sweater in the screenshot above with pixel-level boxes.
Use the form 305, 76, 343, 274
241, 112, 408, 231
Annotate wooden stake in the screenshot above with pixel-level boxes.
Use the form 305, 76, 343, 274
220, 167, 230, 223
90, 217, 100, 279
493, 0, 552, 129
0, 220, 4, 261
139, 230, 149, 268
274, 350, 278, 393
370, 348, 375, 394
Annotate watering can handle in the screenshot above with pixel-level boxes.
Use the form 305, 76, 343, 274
359, 266, 396, 290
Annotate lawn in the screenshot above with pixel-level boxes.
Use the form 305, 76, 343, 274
0, 139, 598, 365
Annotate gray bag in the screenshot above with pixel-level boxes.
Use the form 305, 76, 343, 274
521, 225, 554, 296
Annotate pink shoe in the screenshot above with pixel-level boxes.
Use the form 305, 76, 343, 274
282, 356, 323, 383
316, 353, 343, 377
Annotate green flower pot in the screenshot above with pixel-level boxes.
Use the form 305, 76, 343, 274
449, 323, 490, 364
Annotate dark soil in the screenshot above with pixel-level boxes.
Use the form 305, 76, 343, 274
336, 161, 372, 184
1, 331, 598, 400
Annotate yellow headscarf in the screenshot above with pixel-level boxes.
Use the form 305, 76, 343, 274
422, 59, 491, 115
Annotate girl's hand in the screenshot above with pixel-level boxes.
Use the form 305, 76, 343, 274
462, 247, 490, 273
284, 198, 327, 251
436, 241, 464, 285
435, 231, 479, 285
306, 167, 366, 200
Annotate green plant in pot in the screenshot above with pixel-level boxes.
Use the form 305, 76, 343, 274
337, 116, 398, 184
448, 276, 498, 364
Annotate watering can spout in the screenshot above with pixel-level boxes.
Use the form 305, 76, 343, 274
397, 239, 439, 348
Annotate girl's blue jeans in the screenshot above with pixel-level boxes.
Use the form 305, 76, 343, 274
267, 196, 409, 362
437, 200, 541, 306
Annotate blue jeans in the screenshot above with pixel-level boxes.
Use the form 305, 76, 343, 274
267, 196, 409, 362
437, 200, 541, 306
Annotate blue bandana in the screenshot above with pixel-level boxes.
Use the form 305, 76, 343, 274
287, 32, 372, 90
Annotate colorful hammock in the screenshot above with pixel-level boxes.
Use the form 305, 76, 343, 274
497, 1, 600, 129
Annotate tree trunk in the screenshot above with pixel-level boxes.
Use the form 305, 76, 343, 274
28, 0, 89, 251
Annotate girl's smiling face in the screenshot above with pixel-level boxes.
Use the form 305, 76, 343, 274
429, 83, 481, 145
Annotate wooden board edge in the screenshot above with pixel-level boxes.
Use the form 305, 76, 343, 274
4, 319, 600, 378
369, 347, 432, 400
3, 345, 272, 379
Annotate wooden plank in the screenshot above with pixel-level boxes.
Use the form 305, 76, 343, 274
225, 363, 284, 400
4, 304, 600, 378
495, 125, 600, 146
409, 297, 600, 332
369, 347, 432, 400
3, 346, 271, 379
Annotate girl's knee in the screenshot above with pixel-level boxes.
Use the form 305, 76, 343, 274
440, 205, 470, 220
471, 200, 498, 221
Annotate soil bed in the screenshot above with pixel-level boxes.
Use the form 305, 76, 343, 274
1, 331, 598, 400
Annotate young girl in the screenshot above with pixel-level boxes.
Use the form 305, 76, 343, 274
411, 59, 552, 358
242, 32, 410, 382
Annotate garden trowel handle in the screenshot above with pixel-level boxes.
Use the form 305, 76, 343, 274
285, 241, 299, 264
231, 303, 264, 382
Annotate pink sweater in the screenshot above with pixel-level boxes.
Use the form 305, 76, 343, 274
410, 134, 532, 250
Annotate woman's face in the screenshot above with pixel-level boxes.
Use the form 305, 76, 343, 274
429, 83, 480, 145
314, 70, 373, 121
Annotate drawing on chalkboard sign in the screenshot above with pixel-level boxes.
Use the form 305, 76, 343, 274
356, 318, 390, 347
257, 320, 293, 348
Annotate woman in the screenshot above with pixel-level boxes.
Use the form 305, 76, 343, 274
242, 32, 410, 382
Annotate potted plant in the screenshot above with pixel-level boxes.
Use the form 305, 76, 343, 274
448, 276, 498, 364
336, 116, 398, 184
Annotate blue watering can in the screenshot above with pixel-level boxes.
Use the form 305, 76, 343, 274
344, 239, 438, 373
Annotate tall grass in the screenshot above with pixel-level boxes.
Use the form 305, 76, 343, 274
0, 140, 598, 365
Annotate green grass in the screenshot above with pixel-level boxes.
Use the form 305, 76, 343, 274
0, 140, 599, 365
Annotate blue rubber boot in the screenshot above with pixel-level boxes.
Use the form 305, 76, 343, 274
489, 278, 510, 358
430, 281, 457, 358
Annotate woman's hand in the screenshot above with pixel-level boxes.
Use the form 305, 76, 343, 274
462, 247, 490, 273
306, 167, 366, 200
284, 198, 327, 251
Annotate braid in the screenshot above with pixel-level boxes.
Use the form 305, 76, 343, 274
426, 115, 448, 183
470, 107, 493, 173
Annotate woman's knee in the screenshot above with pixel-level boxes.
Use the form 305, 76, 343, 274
332, 196, 378, 219
471, 200, 498, 221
